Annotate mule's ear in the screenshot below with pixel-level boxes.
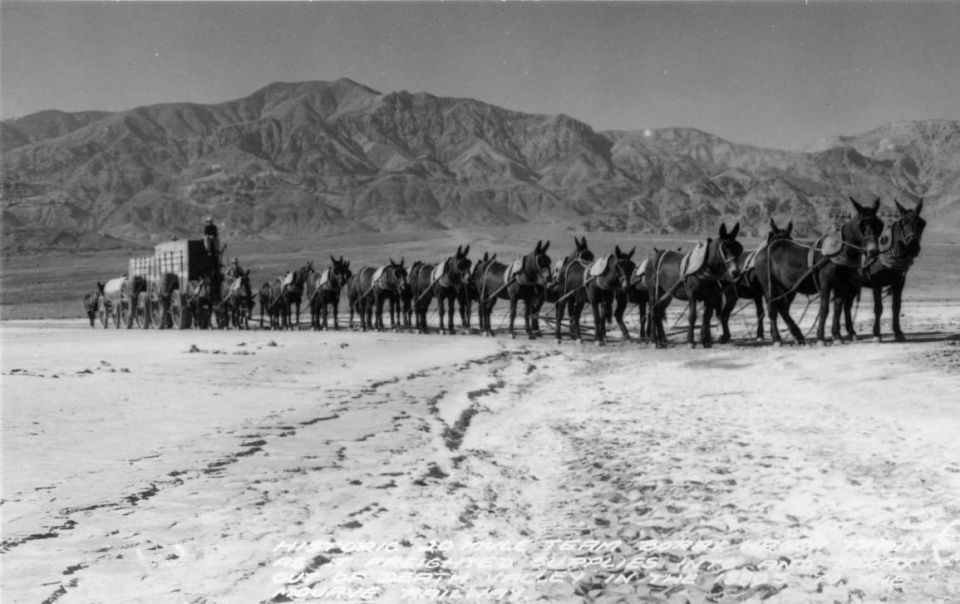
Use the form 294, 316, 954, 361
615, 245, 622, 256
719, 223, 728, 238
541, 240, 550, 253
331, 255, 337, 265
456, 245, 462, 255
730, 222, 740, 239
535, 240, 543, 252
916, 198, 924, 215
400, 256, 405, 267
463, 244, 470, 256
786, 221, 794, 237
389, 257, 395, 266
491, 253, 497, 261
770, 217, 777, 230
871, 198, 881, 212
849, 197, 865, 213
627, 246, 636, 259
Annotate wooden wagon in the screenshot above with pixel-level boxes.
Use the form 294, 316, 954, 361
128, 240, 219, 329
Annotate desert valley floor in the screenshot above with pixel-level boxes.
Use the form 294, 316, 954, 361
2, 300, 960, 604
2, 227, 960, 603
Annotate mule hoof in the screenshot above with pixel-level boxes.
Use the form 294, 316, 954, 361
718, 336, 730, 344
894, 333, 906, 342
756, 336, 764, 343
774, 340, 784, 348
596, 340, 606, 347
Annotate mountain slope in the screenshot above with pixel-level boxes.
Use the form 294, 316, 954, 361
2, 79, 957, 253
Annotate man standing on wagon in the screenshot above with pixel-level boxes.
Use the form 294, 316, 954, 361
203, 216, 219, 258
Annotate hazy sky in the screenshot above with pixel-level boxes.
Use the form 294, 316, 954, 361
2, 1, 959, 150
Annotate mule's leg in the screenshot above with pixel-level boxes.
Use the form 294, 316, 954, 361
767, 295, 784, 346
687, 297, 698, 348
753, 297, 765, 341
891, 278, 906, 341
842, 292, 857, 339
614, 291, 631, 340
531, 289, 544, 337
508, 293, 519, 339
591, 296, 606, 347
555, 294, 565, 343
816, 280, 833, 344
718, 290, 735, 344
447, 295, 457, 334
638, 299, 647, 340
523, 295, 536, 339
778, 295, 806, 345
701, 296, 716, 348
438, 293, 447, 334
831, 288, 846, 342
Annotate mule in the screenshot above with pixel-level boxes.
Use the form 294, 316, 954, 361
613, 263, 651, 340
754, 198, 883, 345
408, 246, 472, 335
259, 262, 315, 330
476, 240, 552, 339
646, 223, 744, 348
717, 219, 794, 343
306, 257, 352, 331
555, 245, 636, 346
220, 269, 254, 329
468, 252, 497, 335
83, 287, 102, 327
842, 199, 926, 342
346, 259, 407, 332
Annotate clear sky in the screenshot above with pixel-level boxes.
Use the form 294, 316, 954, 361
2, 1, 959, 150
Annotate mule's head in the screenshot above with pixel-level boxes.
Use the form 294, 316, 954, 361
525, 240, 552, 283
447, 245, 472, 284
893, 199, 926, 258
607, 245, 637, 289
714, 222, 744, 281
849, 197, 884, 260
767, 218, 794, 244
387, 257, 408, 289
328, 256, 351, 288
471, 252, 496, 286
571, 236, 595, 264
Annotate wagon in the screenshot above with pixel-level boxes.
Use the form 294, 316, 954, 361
128, 239, 220, 329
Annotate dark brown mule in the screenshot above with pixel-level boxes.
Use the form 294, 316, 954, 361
84, 286, 102, 327
185, 275, 215, 330
346, 259, 407, 332
555, 246, 636, 346
476, 241, 551, 339
259, 262, 315, 330
646, 223, 744, 348
546, 237, 595, 305
220, 269, 254, 329
409, 246, 472, 335
407, 262, 435, 334
468, 252, 498, 335
754, 198, 883, 346
306, 257, 352, 331
398, 281, 413, 330
718, 219, 794, 343
842, 199, 926, 342
613, 260, 651, 340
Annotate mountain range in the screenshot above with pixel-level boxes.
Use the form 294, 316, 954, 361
2, 78, 957, 253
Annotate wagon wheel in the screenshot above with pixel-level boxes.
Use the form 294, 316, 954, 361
150, 295, 164, 329
137, 292, 151, 329
121, 297, 136, 329
171, 290, 192, 329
